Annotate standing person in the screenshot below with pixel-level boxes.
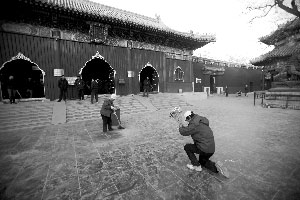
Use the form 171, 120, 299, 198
179, 110, 229, 178
100, 94, 124, 132
244, 84, 249, 97
74, 75, 85, 100
143, 77, 150, 97
57, 75, 68, 102
225, 85, 229, 97
26, 77, 33, 98
7, 75, 17, 104
90, 78, 99, 104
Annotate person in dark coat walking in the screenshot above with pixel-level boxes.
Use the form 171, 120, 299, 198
225, 85, 229, 97
143, 77, 150, 97
244, 84, 249, 97
74, 75, 85, 100
100, 94, 124, 132
26, 77, 34, 98
7, 75, 17, 104
179, 111, 229, 178
90, 78, 99, 104
57, 75, 68, 102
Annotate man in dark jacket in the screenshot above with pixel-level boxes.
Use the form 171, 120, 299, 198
74, 75, 85, 100
57, 75, 68, 102
7, 75, 17, 104
179, 111, 229, 178
90, 78, 99, 104
143, 77, 150, 97
100, 94, 124, 132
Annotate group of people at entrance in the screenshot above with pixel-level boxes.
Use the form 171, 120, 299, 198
2, 75, 41, 104
57, 75, 112, 104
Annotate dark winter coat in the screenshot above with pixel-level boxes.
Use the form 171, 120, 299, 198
143, 79, 150, 90
91, 80, 99, 91
7, 78, 16, 90
100, 99, 114, 117
179, 114, 215, 153
58, 78, 68, 90
74, 78, 84, 90
27, 79, 34, 90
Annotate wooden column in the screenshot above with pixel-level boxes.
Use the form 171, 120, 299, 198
163, 53, 167, 93
127, 47, 133, 94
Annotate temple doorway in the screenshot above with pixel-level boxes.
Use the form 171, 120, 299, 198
0, 53, 45, 99
139, 63, 159, 92
80, 52, 115, 95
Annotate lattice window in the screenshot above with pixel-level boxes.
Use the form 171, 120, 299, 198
174, 66, 184, 81
89, 23, 108, 43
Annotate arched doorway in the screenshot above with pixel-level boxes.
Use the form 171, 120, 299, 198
79, 52, 115, 95
0, 53, 45, 99
139, 63, 159, 92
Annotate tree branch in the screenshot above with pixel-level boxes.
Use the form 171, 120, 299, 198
248, 3, 277, 23
276, 0, 300, 17
247, 0, 300, 23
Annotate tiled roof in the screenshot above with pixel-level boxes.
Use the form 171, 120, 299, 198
32, 0, 215, 43
260, 18, 300, 45
251, 42, 300, 66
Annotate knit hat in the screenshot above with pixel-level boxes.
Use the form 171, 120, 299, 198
110, 94, 117, 100
184, 111, 192, 118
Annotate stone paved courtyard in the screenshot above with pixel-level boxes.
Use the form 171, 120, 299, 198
0, 93, 300, 200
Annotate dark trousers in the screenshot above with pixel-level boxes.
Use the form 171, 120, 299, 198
58, 89, 67, 101
101, 114, 112, 132
184, 143, 218, 173
91, 90, 98, 103
8, 89, 16, 103
78, 89, 84, 100
143, 88, 149, 97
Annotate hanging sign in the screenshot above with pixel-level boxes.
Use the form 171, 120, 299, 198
54, 69, 64, 76
196, 78, 201, 83
65, 77, 77, 85
128, 71, 135, 77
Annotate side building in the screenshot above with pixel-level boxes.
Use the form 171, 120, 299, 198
251, 18, 300, 90
251, 18, 300, 109
193, 58, 263, 95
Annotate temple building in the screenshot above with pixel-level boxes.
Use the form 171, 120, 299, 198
0, 0, 262, 101
251, 17, 300, 109
251, 18, 300, 90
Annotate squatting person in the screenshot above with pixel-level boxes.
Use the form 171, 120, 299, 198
179, 110, 229, 178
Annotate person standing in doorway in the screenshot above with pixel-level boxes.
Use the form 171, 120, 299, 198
244, 84, 249, 97
26, 77, 33, 98
57, 75, 68, 102
7, 75, 17, 104
143, 77, 150, 97
179, 110, 229, 178
90, 78, 99, 104
74, 75, 85, 100
225, 85, 229, 97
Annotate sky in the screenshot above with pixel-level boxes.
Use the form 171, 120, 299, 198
90, 0, 297, 64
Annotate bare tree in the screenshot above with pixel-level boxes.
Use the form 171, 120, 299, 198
247, 0, 300, 22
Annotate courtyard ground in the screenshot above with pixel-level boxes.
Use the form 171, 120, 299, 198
0, 93, 299, 200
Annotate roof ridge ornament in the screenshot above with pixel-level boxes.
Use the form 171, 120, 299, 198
13, 52, 31, 62
92, 51, 105, 60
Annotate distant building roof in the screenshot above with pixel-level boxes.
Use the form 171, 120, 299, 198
31, 0, 215, 46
